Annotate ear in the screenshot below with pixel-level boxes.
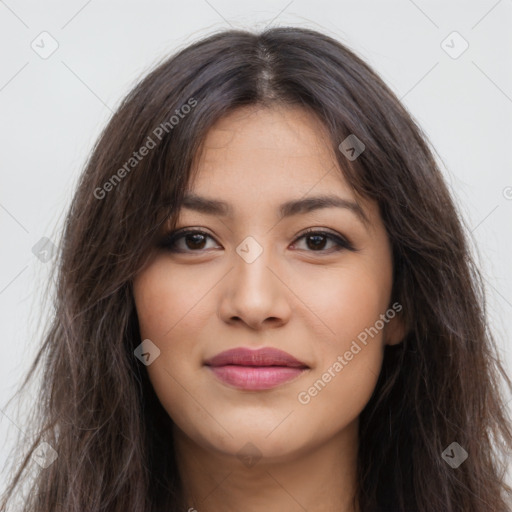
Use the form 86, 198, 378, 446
384, 312, 406, 346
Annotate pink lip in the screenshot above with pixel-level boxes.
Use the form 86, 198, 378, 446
204, 347, 309, 391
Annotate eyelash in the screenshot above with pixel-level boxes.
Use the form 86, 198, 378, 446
158, 227, 356, 254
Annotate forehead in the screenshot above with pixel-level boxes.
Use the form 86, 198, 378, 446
189, 105, 353, 199
199, 104, 330, 151
181, 105, 382, 233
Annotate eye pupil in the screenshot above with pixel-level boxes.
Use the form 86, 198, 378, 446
186, 233, 207, 249
307, 234, 327, 250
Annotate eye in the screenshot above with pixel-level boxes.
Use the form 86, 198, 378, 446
158, 228, 355, 254
158, 229, 219, 253
291, 228, 355, 253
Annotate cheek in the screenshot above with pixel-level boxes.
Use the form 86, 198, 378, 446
133, 259, 211, 339
291, 262, 390, 424
293, 261, 391, 348
132, 260, 216, 425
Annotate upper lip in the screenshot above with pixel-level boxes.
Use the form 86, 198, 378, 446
204, 347, 309, 368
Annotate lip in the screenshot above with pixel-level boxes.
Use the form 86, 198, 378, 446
204, 347, 309, 391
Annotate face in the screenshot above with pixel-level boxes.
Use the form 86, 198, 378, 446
132, 105, 403, 462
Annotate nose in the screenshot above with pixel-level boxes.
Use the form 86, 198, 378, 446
218, 242, 292, 330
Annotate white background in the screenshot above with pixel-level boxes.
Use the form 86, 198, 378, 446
1, 0, 511, 496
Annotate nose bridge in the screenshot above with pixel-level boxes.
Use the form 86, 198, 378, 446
219, 234, 291, 328
233, 234, 277, 297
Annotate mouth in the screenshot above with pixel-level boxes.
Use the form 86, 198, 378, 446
204, 347, 309, 391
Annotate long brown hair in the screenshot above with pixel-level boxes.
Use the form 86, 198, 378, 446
1, 26, 511, 512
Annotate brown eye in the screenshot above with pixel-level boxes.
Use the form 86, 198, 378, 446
304, 233, 328, 251
158, 229, 218, 253
291, 229, 355, 253
183, 233, 208, 250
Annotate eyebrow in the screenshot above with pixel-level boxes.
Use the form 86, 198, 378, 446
181, 193, 369, 224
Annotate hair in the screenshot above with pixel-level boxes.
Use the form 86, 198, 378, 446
1, 26, 511, 512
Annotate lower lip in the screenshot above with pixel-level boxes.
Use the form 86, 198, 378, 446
207, 365, 307, 390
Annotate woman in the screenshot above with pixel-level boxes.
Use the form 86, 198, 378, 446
1, 26, 511, 512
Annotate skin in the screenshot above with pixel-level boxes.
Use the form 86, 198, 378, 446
132, 105, 404, 512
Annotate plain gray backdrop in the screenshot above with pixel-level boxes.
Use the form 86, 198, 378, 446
1, 0, 511, 495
